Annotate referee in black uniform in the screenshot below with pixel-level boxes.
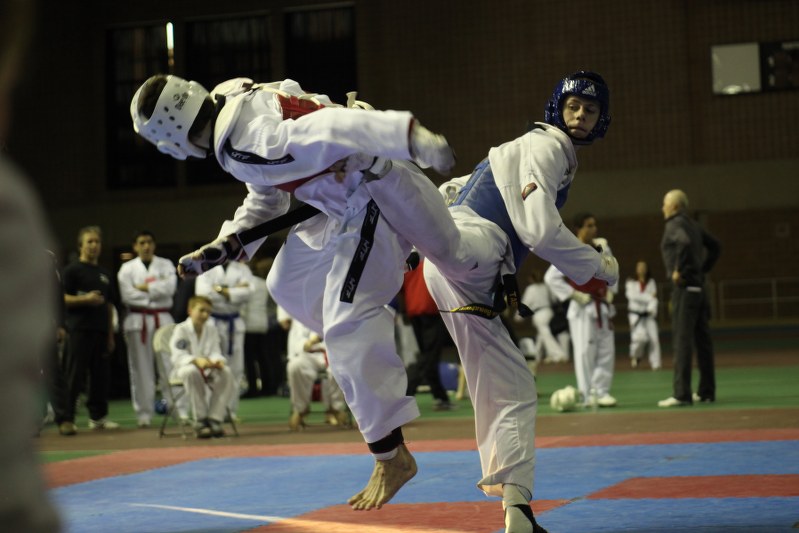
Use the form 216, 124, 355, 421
658, 189, 721, 407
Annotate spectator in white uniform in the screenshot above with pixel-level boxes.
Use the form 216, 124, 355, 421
625, 260, 661, 370
240, 257, 273, 397
195, 260, 254, 418
279, 306, 348, 430
117, 230, 177, 427
169, 295, 235, 438
544, 213, 619, 409
519, 270, 569, 363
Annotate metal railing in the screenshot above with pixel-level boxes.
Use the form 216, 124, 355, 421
611, 277, 799, 327
717, 277, 799, 321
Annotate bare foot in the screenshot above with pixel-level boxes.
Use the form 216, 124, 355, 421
348, 444, 417, 510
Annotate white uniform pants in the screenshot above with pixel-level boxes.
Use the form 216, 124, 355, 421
266, 184, 419, 443
569, 309, 615, 400
423, 211, 537, 498
174, 365, 235, 423
211, 318, 245, 413
628, 314, 661, 369
287, 354, 346, 414
124, 313, 174, 423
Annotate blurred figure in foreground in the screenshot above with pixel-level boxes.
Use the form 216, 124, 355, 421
0, 0, 62, 529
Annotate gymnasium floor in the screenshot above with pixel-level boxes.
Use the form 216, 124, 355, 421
39, 336, 798, 532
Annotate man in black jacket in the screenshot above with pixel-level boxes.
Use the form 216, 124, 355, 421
658, 189, 721, 407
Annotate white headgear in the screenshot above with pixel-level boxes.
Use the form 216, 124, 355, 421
130, 75, 210, 160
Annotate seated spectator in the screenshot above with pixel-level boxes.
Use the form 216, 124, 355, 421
169, 296, 236, 438
280, 306, 348, 431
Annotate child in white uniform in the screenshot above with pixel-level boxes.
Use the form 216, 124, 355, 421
195, 260, 254, 416
280, 306, 347, 430
169, 296, 236, 438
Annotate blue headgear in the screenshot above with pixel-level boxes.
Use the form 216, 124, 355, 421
544, 71, 611, 145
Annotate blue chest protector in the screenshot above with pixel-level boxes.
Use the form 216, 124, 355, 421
450, 158, 570, 270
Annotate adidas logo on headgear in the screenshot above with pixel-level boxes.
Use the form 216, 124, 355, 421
582, 84, 597, 96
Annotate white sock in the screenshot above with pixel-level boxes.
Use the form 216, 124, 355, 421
373, 448, 398, 461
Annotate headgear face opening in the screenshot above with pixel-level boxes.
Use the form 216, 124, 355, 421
544, 71, 611, 145
130, 75, 210, 160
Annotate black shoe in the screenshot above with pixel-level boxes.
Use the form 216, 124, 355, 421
433, 400, 458, 411
692, 392, 715, 403
195, 419, 212, 439
505, 503, 549, 533
208, 419, 225, 438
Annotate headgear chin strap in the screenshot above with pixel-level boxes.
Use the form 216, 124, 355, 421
130, 75, 210, 160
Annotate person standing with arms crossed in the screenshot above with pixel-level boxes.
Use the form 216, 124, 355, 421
658, 189, 721, 407
118, 230, 177, 428
63, 226, 121, 430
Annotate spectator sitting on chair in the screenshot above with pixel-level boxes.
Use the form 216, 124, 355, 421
281, 306, 348, 431
169, 295, 236, 438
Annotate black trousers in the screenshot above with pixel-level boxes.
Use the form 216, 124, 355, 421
405, 314, 450, 403
670, 288, 716, 402
64, 330, 111, 421
42, 340, 70, 424
243, 332, 269, 396
261, 326, 288, 396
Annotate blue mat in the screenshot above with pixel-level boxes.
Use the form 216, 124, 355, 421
51, 441, 799, 532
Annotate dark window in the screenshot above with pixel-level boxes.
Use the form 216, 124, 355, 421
284, 6, 356, 104
106, 9, 358, 190
106, 25, 176, 189
185, 15, 273, 185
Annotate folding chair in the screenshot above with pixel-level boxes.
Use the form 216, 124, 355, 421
152, 324, 239, 438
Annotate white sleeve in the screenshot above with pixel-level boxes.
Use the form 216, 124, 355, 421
169, 323, 196, 368
117, 262, 148, 307
222, 103, 416, 186
520, 285, 536, 310
244, 107, 413, 174
146, 258, 178, 302
543, 265, 574, 302
491, 133, 600, 285
227, 264, 256, 306
438, 175, 470, 203
276, 304, 291, 324
195, 268, 227, 308
217, 183, 291, 259
205, 327, 227, 364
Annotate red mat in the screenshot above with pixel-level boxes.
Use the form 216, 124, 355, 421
589, 474, 799, 499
